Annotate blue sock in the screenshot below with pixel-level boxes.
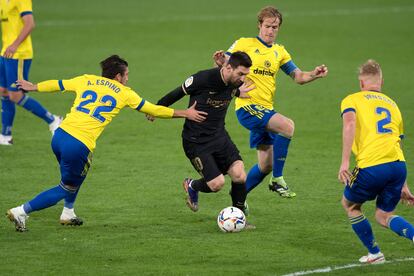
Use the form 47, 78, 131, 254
1, 96, 15, 135
272, 134, 291, 177
246, 164, 268, 193
18, 94, 54, 124
389, 216, 414, 241
350, 214, 380, 254
23, 184, 70, 214
64, 188, 79, 209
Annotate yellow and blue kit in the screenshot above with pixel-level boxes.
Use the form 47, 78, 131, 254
0, 0, 33, 59
341, 91, 405, 168
341, 91, 406, 211
38, 74, 174, 151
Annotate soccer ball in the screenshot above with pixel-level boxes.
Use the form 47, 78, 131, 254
217, 206, 246, 233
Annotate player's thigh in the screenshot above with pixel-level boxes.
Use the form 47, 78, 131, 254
4, 58, 31, 92
343, 167, 380, 205
266, 113, 294, 137
214, 133, 243, 176
182, 140, 222, 182
52, 128, 92, 187
376, 161, 407, 212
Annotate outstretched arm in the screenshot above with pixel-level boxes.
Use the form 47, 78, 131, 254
290, 65, 328, 85
139, 100, 207, 123
16, 79, 61, 92
338, 111, 356, 185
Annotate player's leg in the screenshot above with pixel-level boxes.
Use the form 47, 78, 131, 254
5, 58, 62, 135
375, 161, 414, 242
227, 160, 247, 212
342, 167, 385, 263
6, 129, 89, 231
0, 57, 15, 145
265, 112, 296, 198
235, 105, 272, 193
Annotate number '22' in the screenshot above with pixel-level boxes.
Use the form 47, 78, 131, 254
76, 90, 117, 123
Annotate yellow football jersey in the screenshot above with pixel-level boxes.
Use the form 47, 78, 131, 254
37, 74, 174, 151
226, 37, 296, 110
0, 0, 33, 59
341, 91, 405, 168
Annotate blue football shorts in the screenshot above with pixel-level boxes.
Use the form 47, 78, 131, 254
0, 56, 32, 92
51, 128, 92, 187
344, 161, 407, 212
236, 104, 277, 148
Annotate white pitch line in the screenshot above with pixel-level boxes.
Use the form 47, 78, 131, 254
280, 257, 414, 276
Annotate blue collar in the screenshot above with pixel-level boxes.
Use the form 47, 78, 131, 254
256, 36, 273, 48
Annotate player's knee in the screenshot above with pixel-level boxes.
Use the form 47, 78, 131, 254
8, 92, 22, 103
283, 118, 295, 137
208, 175, 225, 192
375, 210, 391, 228
231, 170, 246, 183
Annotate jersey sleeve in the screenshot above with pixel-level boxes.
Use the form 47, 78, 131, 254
58, 76, 86, 92
125, 89, 174, 118
279, 46, 298, 75
340, 95, 356, 116
181, 72, 203, 95
17, 0, 33, 17
226, 38, 247, 55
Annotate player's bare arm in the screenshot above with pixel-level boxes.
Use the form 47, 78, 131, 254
289, 64, 328, 85
237, 80, 255, 99
4, 14, 35, 58
16, 79, 37, 91
338, 111, 356, 185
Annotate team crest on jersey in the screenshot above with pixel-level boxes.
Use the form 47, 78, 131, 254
264, 60, 271, 68
184, 76, 194, 88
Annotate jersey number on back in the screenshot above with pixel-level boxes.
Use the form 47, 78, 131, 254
76, 90, 117, 123
376, 107, 392, 134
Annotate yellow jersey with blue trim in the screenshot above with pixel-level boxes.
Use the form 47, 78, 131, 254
226, 37, 297, 110
341, 91, 405, 168
37, 74, 174, 151
0, 0, 33, 59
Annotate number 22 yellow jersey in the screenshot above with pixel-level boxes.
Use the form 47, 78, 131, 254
37, 74, 174, 151
341, 91, 405, 168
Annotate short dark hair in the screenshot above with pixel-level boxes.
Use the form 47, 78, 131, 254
228, 51, 252, 69
100, 55, 128, 79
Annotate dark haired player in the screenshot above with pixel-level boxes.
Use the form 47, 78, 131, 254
154, 52, 254, 221
6, 55, 207, 232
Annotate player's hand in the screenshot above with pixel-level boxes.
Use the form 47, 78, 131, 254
4, 43, 18, 58
186, 101, 207, 123
16, 79, 37, 91
213, 50, 226, 67
238, 79, 255, 99
146, 114, 155, 122
401, 182, 414, 206
338, 162, 351, 185
313, 64, 328, 78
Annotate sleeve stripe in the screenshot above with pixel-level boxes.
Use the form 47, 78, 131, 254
400, 134, 405, 139
181, 84, 188, 95
280, 61, 298, 75
341, 108, 356, 117
58, 80, 65, 91
20, 11, 33, 17
225, 51, 232, 56
136, 99, 146, 111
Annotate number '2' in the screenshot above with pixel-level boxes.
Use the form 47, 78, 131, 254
376, 107, 392, 134
76, 90, 117, 123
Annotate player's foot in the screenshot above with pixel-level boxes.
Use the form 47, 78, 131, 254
49, 115, 63, 135
269, 176, 296, 198
359, 252, 385, 264
242, 201, 249, 216
60, 207, 83, 226
244, 221, 256, 230
6, 206, 28, 232
0, 134, 13, 146
183, 178, 198, 212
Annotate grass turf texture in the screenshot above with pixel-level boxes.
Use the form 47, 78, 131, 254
1, 0, 414, 275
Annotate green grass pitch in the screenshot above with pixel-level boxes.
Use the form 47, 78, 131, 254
1, 0, 413, 275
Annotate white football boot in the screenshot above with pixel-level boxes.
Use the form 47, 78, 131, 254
0, 134, 13, 145
60, 207, 83, 226
359, 252, 385, 264
6, 205, 29, 232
